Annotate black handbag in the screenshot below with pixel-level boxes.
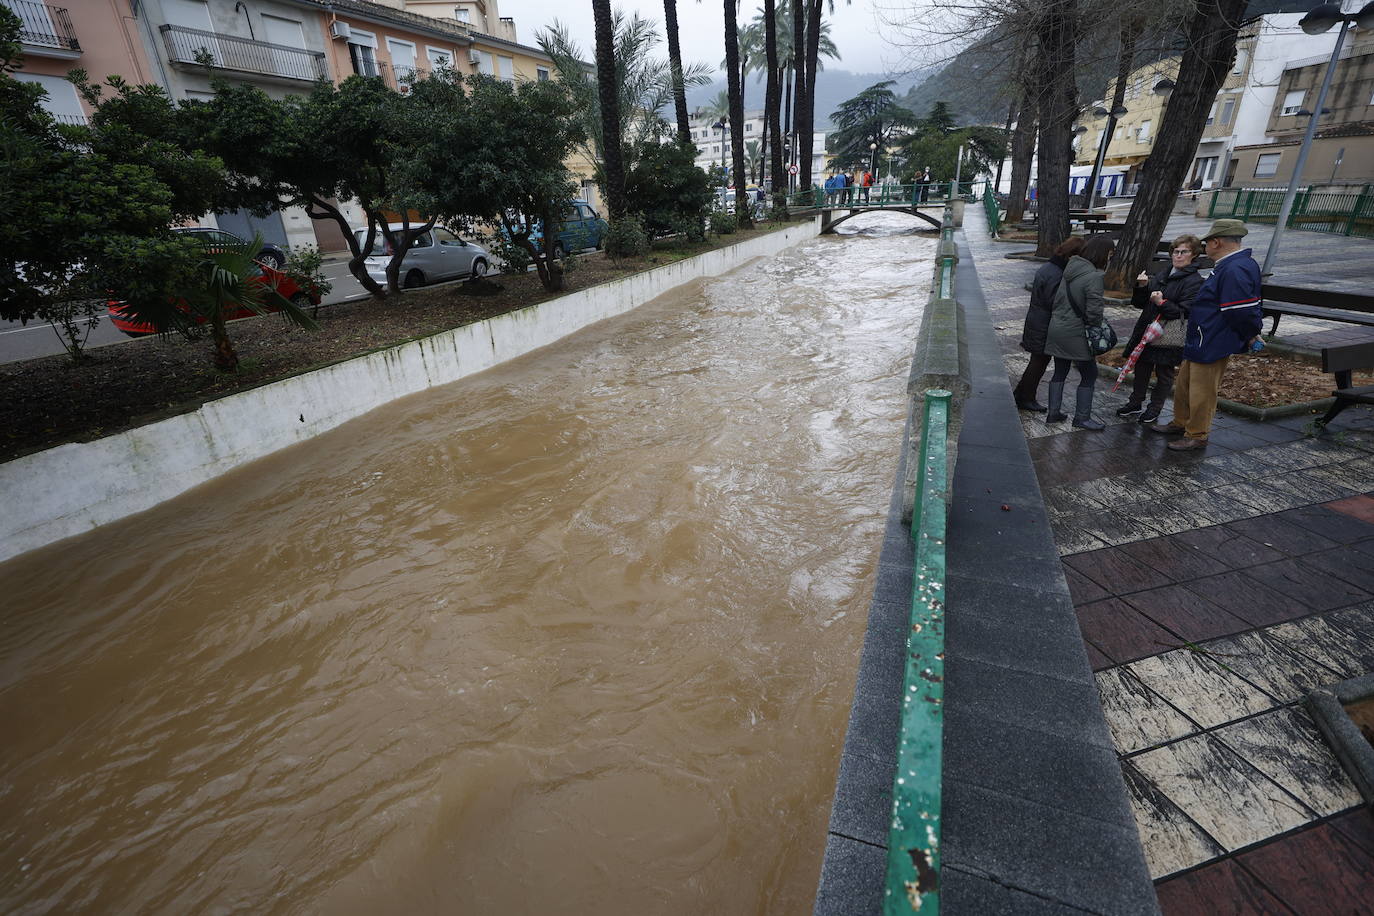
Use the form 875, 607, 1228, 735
1065, 286, 1118, 355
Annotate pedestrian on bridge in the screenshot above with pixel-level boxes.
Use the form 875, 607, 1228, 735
1043, 235, 1116, 431
1013, 235, 1085, 412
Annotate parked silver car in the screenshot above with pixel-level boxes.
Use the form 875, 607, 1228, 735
354, 224, 490, 288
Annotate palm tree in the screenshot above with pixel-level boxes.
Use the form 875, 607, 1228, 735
190, 235, 317, 371
745, 3, 836, 191
592, 0, 625, 220
724, 0, 753, 228
700, 88, 731, 125
763, 0, 782, 198
664, 0, 690, 141
540, 17, 710, 191
797, 0, 846, 189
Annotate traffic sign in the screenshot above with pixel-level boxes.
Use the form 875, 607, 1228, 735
788, 164, 799, 175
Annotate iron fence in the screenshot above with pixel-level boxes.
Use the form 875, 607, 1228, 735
1209, 185, 1374, 239
159, 24, 327, 83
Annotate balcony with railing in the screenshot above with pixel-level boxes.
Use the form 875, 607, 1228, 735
159, 24, 327, 83
4, 0, 80, 56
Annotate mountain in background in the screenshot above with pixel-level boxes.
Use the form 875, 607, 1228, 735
685, 69, 934, 129
897, 0, 1315, 127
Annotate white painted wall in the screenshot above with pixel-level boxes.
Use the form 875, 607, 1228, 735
0, 219, 823, 563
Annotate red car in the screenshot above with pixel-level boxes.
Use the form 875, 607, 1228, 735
109, 261, 321, 337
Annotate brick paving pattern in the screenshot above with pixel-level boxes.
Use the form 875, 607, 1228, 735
963, 204, 1374, 911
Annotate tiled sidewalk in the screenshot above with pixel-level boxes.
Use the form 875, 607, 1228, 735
963, 206, 1374, 911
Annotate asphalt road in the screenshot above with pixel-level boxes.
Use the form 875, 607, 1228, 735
0, 259, 370, 366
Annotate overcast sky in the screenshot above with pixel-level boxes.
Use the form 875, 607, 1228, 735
499, 0, 942, 78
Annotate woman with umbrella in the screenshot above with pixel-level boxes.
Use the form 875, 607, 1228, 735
1116, 235, 1204, 424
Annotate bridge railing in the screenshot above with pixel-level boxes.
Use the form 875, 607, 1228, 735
785, 183, 959, 210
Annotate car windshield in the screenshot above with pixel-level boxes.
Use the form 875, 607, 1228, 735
354, 229, 384, 257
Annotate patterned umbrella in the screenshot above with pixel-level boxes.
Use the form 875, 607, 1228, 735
1111, 320, 1164, 392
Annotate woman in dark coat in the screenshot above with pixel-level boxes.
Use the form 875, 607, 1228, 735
1043, 235, 1116, 430
1116, 234, 1204, 424
1013, 236, 1085, 411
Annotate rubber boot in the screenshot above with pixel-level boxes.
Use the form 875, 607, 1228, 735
1045, 381, 1067, 423
1073, 386, 1105, 430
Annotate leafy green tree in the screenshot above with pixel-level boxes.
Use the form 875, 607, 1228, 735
448, 74, 585, 292
0, 8, 217, 360
827, 81, 916, 172
624, 139, 712, 238
184, 76, 426, 298
898, 102, 1006, 186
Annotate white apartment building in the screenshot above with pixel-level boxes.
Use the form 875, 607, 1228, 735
1192, 13, 1343, 188
688, 110, 825, 189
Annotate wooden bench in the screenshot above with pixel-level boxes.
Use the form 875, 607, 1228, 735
1316, 341, 1374, 430
1259, 285, 1374, 337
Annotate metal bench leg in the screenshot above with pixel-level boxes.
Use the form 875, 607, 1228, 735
1314, 398, 1352, 432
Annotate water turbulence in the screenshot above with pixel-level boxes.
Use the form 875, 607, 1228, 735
0, 214, 933, 914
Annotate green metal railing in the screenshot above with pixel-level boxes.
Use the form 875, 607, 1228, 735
884, 387, 950, 915
1208, 185, 1374, 239
982, 182, 1000, 235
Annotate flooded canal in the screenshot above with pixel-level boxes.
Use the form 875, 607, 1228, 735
0, 215, 934, 914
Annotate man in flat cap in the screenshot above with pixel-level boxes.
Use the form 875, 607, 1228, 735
1150, 218, 1263, 450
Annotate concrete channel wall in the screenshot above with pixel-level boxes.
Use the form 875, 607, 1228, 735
0, 220, 821, 564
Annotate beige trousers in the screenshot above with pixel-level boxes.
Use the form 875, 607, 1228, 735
1171, 357, 1230, 440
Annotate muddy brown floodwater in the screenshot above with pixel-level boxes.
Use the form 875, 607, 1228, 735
0, 216, 934, 914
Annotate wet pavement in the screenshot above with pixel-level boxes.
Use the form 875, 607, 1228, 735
965, 204, 1374, 911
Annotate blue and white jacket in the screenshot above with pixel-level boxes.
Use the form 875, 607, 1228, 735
1184, 247, 1262, 364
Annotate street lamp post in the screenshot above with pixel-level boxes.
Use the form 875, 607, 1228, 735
1085, 104, 1128, 210
869, 141, 878, 175
1262, 1, 1374, 277
714, 119, 728, 210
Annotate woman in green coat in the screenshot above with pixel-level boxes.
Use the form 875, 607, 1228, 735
1042, 235, 1115, 430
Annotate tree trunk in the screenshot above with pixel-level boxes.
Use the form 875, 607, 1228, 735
306, 197, 386, 299
724, 0, 753, 229
1106, 0, 1244, 290
1088, 20, 1138, 210
664, 0, 691, 143
592, 0, 626, 220
791, 0, 806, 188
994, 99, 1016, 194
1032, 0, 1078, 257
799, 0, 822, 190
210, 312, 238, 372
764, 0, 783, 206
1007, 91, 1036, 224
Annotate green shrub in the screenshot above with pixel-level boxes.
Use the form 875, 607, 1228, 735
624, 140, 713, 238
488, 231, 532, 274
283, 244, 333, 299
669, 215, 707, 245
604, 216, 650, 259
710, 211, 737, 235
